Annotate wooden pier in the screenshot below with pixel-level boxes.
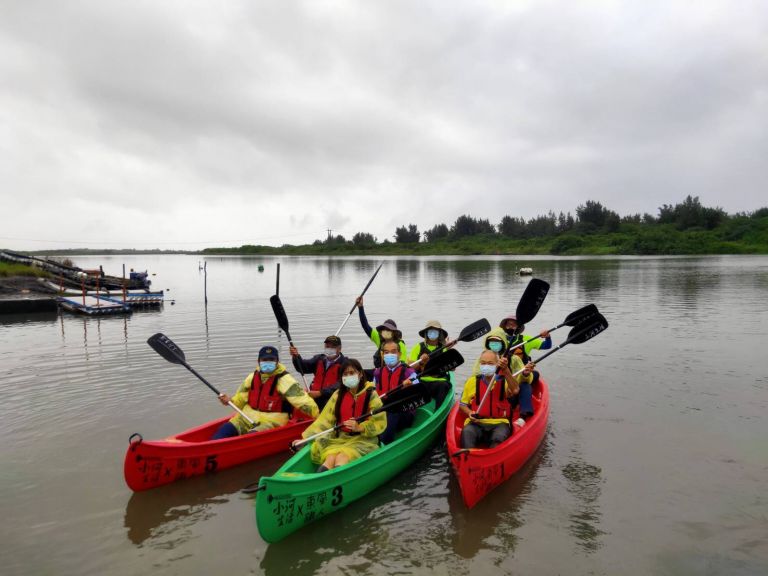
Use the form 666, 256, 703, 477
57, 295, 132, 316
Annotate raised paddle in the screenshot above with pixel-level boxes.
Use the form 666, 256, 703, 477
334, 262, 383, 336
472, 314, 609, 417
291, 383, 431, 451
515, 278, 550, 325
147, 333, 255, 426
269, 294, 310, 392
408, 318, 491, 367
507, 304, 600, 354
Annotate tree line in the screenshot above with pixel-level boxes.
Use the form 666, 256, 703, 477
315, 196, 768, 246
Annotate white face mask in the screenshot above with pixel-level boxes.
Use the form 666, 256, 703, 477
324, 348, 338, 358
380, 330, 393, 340
342, 374, 360, 389
479, 364, 497, 377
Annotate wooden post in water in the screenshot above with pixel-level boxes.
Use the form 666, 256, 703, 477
122, 264, 126, 303
204, 261, 208, 305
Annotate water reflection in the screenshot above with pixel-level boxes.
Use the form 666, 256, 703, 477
561, 435, 607, 553
0, 310, 58, 326
446, 439, 548, 559
124, 455, 286, 546
656, 263, 722, 313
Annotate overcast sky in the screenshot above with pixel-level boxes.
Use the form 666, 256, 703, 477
1, 1, 766, 250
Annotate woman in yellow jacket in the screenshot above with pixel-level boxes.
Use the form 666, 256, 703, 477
294, 358, 387, 472
211, 346, 319, 439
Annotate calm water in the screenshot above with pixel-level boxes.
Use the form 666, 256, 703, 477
1, 255, 767, 576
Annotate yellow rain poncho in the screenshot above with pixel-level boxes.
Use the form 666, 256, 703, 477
302, 381, 387, 464
227, 363, 319, 435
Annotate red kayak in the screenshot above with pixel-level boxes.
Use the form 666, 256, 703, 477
124, 414, 312, 491
446, 377, 549, 508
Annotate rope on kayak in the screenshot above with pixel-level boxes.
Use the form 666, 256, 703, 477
128, 433, 143, 450
241, 481, 266, 495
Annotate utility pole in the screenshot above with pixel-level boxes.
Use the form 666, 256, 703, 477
326, 229, 333, 242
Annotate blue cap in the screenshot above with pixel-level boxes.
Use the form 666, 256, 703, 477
259, 345, 279, 360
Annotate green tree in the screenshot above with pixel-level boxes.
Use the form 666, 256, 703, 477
424, 223, 449, 242
394, 224, 420, 243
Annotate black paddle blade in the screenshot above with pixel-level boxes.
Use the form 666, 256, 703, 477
147, 333, 186, 365
422, 348, 464, 376
379, 383, 430, 413
515, 278, 550, 325
457, 318, 491, 343
567, 314, 609, 344
563, 304, 600, 327
269, 294, 290, 333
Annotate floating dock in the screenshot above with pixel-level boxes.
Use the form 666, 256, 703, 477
57, 295, 132, 316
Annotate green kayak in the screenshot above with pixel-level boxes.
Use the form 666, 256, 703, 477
255, 378, 455, 543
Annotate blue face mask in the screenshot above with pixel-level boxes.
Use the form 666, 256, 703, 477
260, 361, 277, 374
383, 353, 399, 368
342, 374, 359, 389
427, 329, 440, 341
479, 364, 497, 377
488, 341, 503, 353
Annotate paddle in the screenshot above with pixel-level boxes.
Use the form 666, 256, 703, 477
408, 318, 491, 367
507, 304, 600, 354
291, 383, 431, 451
515, 278, 550, 325
472, 314, 609, 417
147, 333, 255, 426
334, 263, 383, 336
269, 295, 310, 392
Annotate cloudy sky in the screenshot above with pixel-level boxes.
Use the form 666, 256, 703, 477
1, 1, 766, 250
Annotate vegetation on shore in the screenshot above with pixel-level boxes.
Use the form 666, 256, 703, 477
0, 262, 51, 278
204, 196, 768, 256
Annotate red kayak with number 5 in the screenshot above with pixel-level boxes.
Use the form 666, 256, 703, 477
446, 377, 549, 508
124, 414, 312, 491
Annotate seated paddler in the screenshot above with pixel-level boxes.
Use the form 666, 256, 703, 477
408, 320, 452, 407
211, 345, 319, 440
459, 349, 534, 449
499, 313, 550, 419
290, 335, 346, 411
293, 358, 387, 472
374, 339, 419, 445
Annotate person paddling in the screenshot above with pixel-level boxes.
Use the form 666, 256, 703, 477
374, 339, 419, 444
289, 335, 345, 411
459, 349, 534, 449
355, 296, 407, 368
409, 320, 453, 407
211, 346, 319, 439
499, 314, 550, 419
292, 359, 387, 472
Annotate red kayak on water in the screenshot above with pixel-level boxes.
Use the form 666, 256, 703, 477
446, 377, 549, 508
124, 414, 312, 491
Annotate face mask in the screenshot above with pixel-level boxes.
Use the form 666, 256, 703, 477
488, 341, 503, 353
324, 348, 338, 358
504, 327, 518, 337
342, 374, 359, 389
383, 353, 399, 368
427, 329, 440, 340
260, 361, 276, 374
380, 330, 393, 340
479, 364, 497, 377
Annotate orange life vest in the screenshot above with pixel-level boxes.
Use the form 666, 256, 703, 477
470, 375, 512, 420
247, 372, 288, 413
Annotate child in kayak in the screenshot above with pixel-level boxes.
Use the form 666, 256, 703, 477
355, 296, 407, 368
459, 349, 534, 449
293, 358, 387, 471
374, 340, 419, 444
211, 346, 319, 440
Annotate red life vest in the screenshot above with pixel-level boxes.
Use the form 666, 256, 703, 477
312, 358, 343, 392
335, 387, 374, 435
247, 371, 288, 413
375, 364, 406, 395
470, 375, 512, 420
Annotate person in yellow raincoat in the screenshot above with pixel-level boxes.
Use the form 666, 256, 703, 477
211, 345, 319, 439
293, 358, 387, 472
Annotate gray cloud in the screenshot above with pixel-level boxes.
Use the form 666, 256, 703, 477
1, 1, 767, 249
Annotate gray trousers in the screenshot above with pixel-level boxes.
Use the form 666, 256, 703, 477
460, 421, 511, 449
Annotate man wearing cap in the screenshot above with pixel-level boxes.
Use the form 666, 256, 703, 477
289, 335, 346, 411
210, 345, 319, 439
355, 296, 407, 368
408, 320, 453, 407
498, 314, 551, 419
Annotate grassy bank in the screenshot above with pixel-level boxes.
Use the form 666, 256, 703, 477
0, 262, 51, 278
203, 217, 768, 256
